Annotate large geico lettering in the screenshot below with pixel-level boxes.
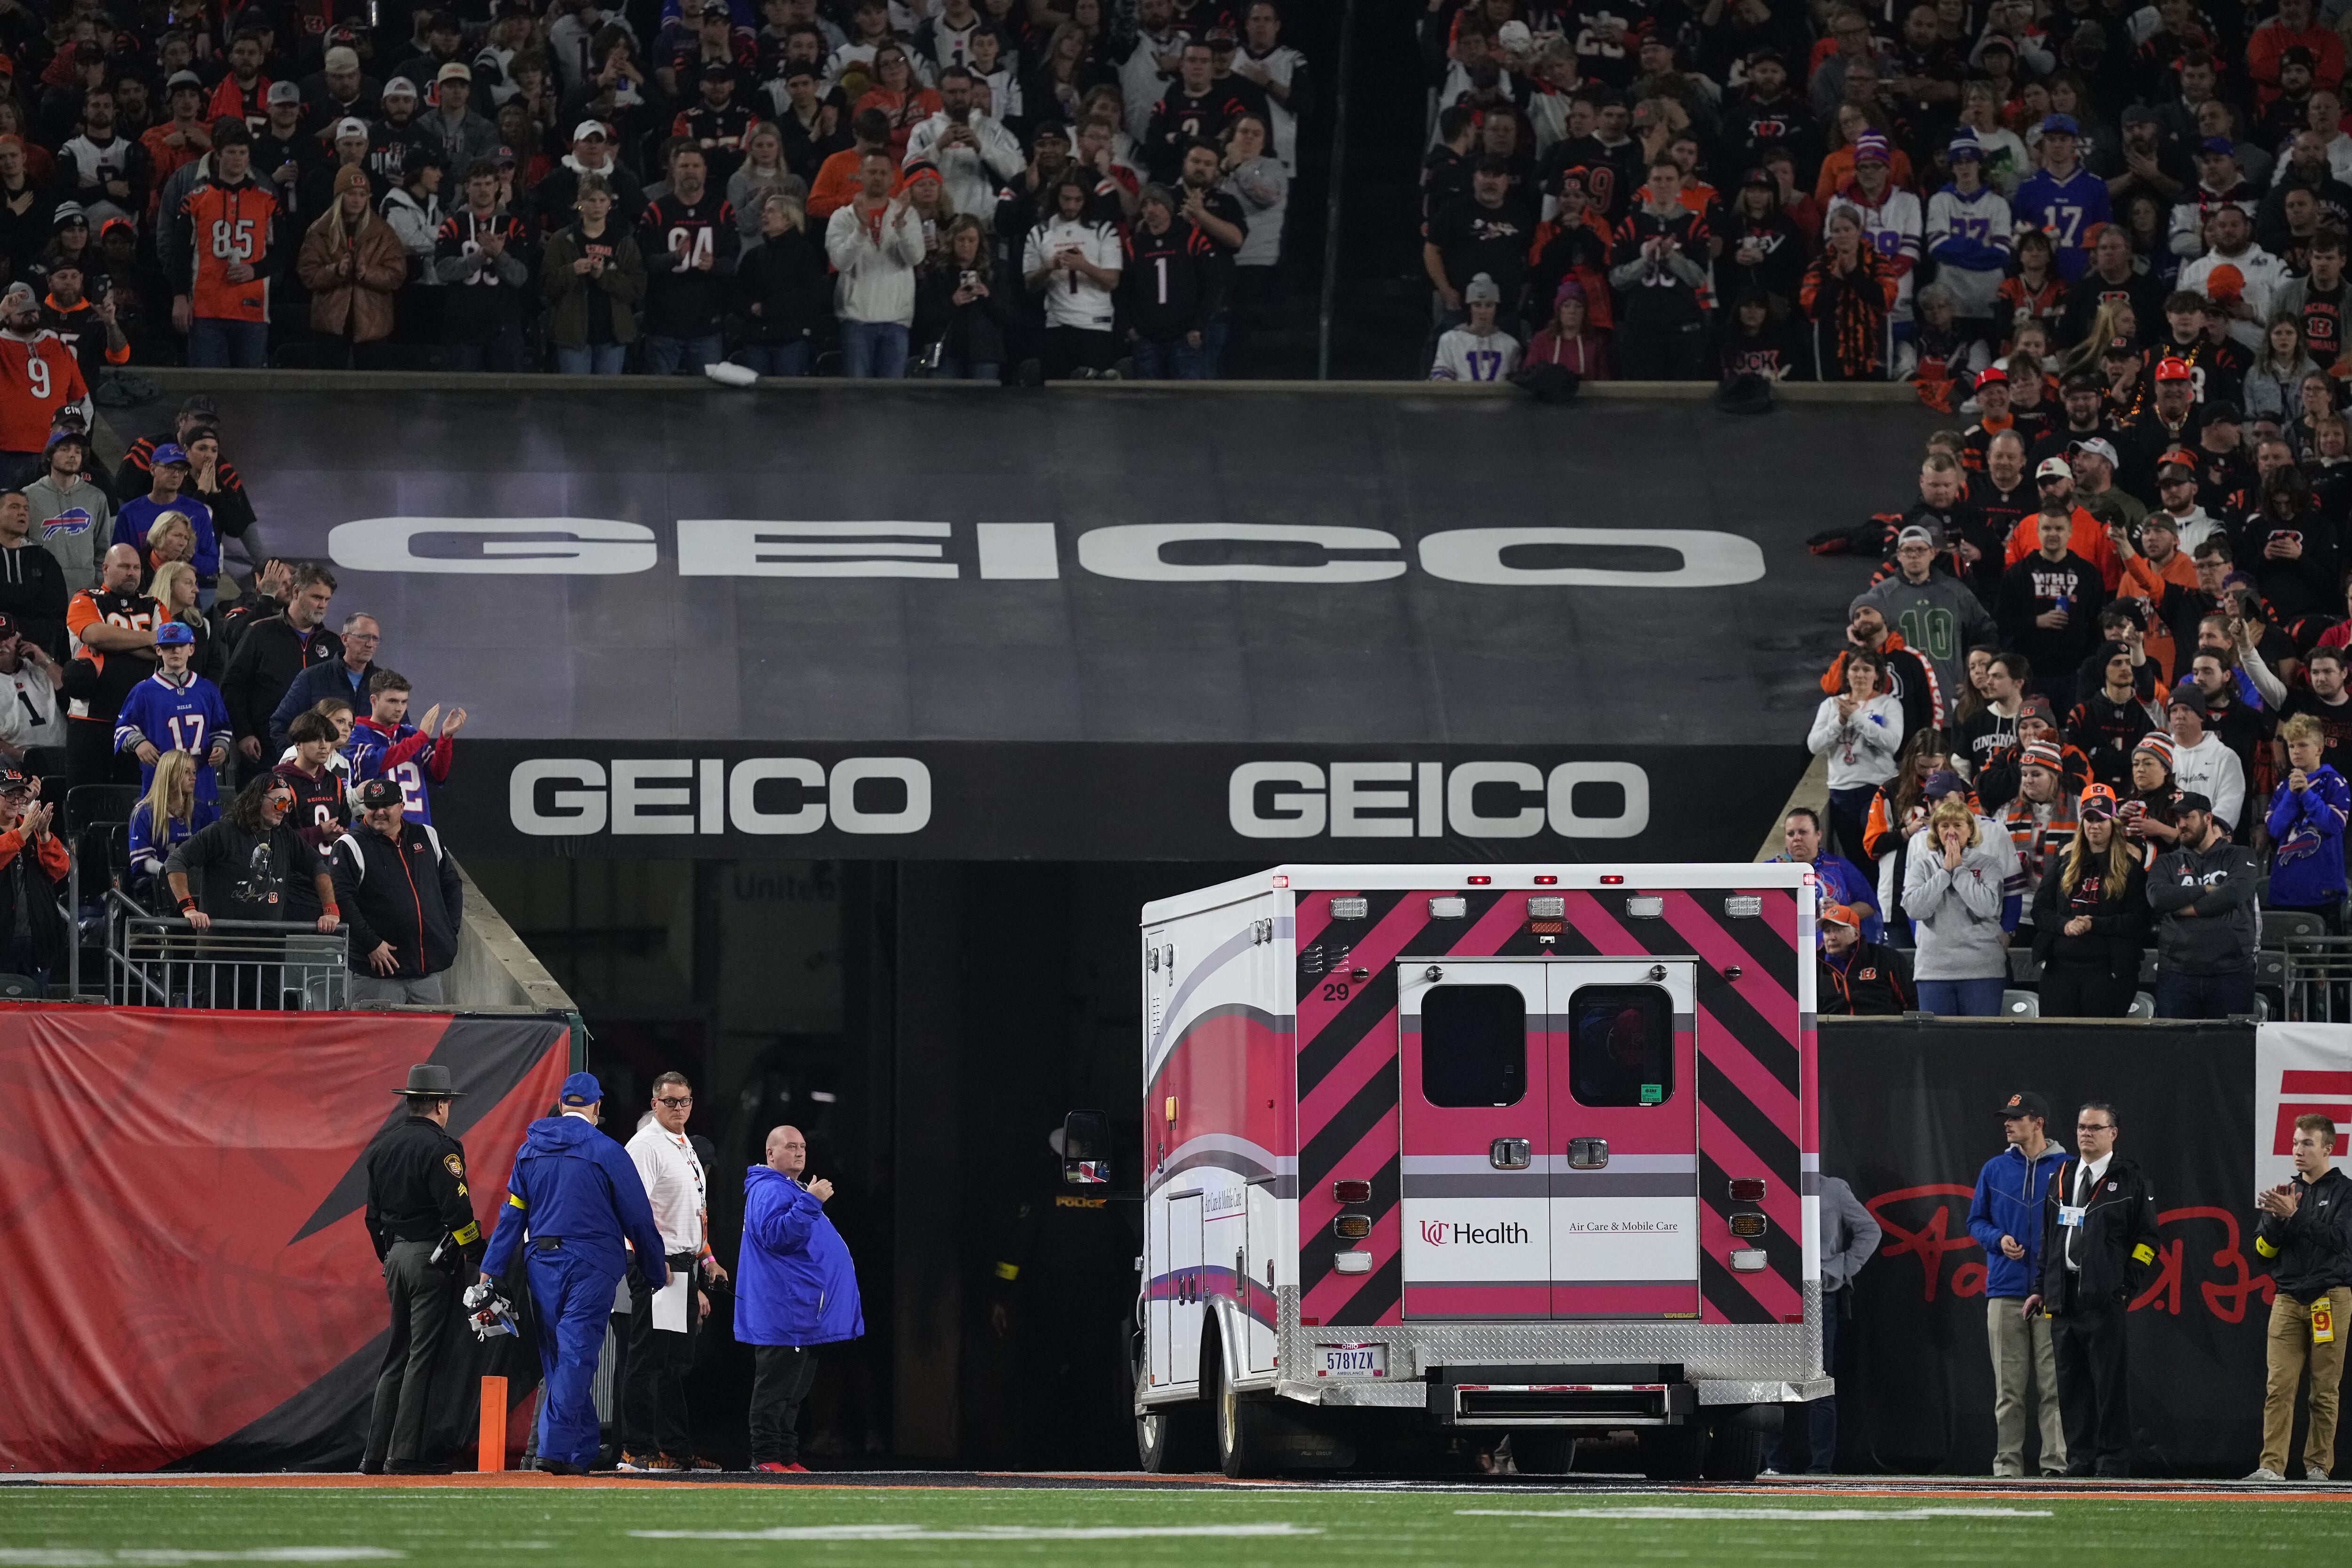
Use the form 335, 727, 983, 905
328, 519, 1765, 587
512, 757, 932, 836
1229, 761, 1649, 840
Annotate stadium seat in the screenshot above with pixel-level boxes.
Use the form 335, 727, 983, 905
2127, 992, 2155, 1020
2139, 948, 2160, 984
65, 785, 140, 833
0, 972, 39, 998
2002, 990, 2038, 1019
2265, 910, 2328, 947
2006, 947, 2042, 983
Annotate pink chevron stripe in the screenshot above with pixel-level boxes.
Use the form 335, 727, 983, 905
1656, 890, 1799, 1035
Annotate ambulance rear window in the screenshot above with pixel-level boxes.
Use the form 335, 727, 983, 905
1420, 985, 1527, 1107
1565, 987, 1674, 1108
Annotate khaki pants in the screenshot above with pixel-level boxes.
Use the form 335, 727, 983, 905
2261, 1286, 2351, 1476
1987, 1298, 2067, 1476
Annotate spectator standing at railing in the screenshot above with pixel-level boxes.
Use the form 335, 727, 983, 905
1608, 155, 1711, 379
1903, 796, 2012, 1016
2029, 786, 2146, 1016
0, 764, 64, 990
2147, 789, 2264, 1017
1810, 647, 1903, 864
126, 749, 197, 904
166, 772, 339, 938
274, 709, 353, 854
332, 775, 462, 1005
2264, 714, 2349, 930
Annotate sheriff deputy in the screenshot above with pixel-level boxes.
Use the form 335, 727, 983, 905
360, 1062, 483, 1474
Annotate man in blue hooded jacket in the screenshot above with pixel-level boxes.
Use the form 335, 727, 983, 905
739, 1123, 864, 1472
478, 1072, 669, 1475
1966, 1089, 2072, 1478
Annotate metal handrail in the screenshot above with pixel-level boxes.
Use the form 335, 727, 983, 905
2281, 935, 2352, 1022
1315, 0, 1360, 380
103, 888, 352, 1010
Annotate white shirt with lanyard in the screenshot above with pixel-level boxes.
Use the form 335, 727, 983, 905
627, 1121, 706, 1332
2063, 1151, 2112, 1270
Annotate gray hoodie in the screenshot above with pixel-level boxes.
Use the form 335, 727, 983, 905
1902, 825, 2009, 982
22, 471, 108, 596
2147, 833, 2264, 975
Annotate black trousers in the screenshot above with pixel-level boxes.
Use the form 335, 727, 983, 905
2036, 965, 2136, 1018
622, 1263, 699, 1459
363, 1240, 456, 1470
2053, 1295, 2132, 1475
748, 1345, 820, 1465
65, 717, 141, 793
1040, 324, 1116, 380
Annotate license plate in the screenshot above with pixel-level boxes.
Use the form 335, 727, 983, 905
1313, 1342, 1386, 1377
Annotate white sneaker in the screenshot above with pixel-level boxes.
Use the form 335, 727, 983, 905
2244, 1467, 2285, 1482
2307, 1467, 2332, 1482
1758, 1468, 1784, 1478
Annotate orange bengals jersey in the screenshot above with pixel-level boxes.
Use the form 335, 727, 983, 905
0, 330, 86, 453
180, 177, 278, 323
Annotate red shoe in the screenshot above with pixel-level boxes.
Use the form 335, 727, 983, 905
753, 1463, 789, 1473
782, 1463, 810, 1473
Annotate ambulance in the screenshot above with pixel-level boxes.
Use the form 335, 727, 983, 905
1088, 862, 1827, 1478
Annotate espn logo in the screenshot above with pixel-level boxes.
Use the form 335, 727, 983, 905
2275, 1070, 2352, 1155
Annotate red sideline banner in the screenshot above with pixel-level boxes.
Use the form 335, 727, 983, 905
0, 1006, 568, 1472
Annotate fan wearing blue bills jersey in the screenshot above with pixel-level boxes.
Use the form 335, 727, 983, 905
344, 668, 462, 828
113, 621, 230, 824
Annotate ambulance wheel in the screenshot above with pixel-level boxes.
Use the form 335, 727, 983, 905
1637, 1426, 1704, 1482
1213, 1353, 1269, 1478
1511, 1432, 1576, 1476
1701, 1420, 1766, 1482
1138, 1380, 1211, 1472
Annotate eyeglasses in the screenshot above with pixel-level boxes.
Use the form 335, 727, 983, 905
655, 1096, 694, 1107
2077, 1122, 2114, 1132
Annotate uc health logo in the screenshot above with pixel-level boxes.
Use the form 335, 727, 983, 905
1420, 1219, 1532, 1246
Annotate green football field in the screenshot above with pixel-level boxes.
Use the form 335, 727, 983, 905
0, 1482, 2342, 1568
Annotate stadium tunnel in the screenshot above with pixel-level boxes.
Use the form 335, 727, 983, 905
160, 376, 1937, 1466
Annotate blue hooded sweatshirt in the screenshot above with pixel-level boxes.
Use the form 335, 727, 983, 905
2265, 763, 2351, 908
478, 1112, 670, 1287
738, 1163, 865, 1347
1967, 1138, 2071, 1298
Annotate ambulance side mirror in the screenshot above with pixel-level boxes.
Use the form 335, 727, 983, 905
1062, 1109, 1112, 1185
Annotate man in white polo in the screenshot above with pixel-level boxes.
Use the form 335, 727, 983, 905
621, 1071, 727, 1470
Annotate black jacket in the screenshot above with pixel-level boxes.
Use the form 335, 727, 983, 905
2147, 833, 2265, 976
732, 229, 832, 345
1818, 940, 1913, 1015
1122, 216, 1222, 342
2031, 854, 2149, 979
2036, 1151, 2160, 1311
912, 262, 1013, 365
220, 613, 344, 747
332, 818, 462, 979
2256, 1165, 2352, 1301
0, 538, 67, 658
363, 1113, 482, 1265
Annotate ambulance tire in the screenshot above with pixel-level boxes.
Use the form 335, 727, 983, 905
1511, 1432, 1576, 1475
1637, 1425, 1704, 1481
1137, 1354, 1213, 1473
1211, 1345, 1269, 1479
1700, 1420, 1765, 1482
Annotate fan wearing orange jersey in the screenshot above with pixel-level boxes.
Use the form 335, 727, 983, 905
0, 282, 88, 487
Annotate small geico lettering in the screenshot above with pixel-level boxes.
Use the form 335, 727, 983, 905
511, 757, 931, 837
326, 518, 1766, 587
1232, 761, 1649, 840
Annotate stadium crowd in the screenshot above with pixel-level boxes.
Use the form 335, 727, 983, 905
1415, 0, 2352, 385
0, 0, 1307, 381
0, 392, 463, 1000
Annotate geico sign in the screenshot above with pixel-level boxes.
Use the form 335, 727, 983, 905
1231, 761, 1648, 840
326, 518, 1764, 587
512, 757, 931, 836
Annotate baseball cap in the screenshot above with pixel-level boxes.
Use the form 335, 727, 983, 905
2154, 356, 2193, 383
699, 56, 734, 79
1739, 165, 1771, 189
150, 442, 189, 467
1923, 769, 1969, 800
2069, 436, 2121, 466
1975, 364, 2008, 389
43, 426, 86, 451
1205, 24, 1237, 44
2079, 782, 2119, 819
2285, 44, 2317, 67
0, 763, 27, 794
560, 1071, 604, 1106
323, 45, 361, 71
382, 76, 419, 99
2020, 740, 2063, 772
492, 143, 518, 165
2121, 103, 2157, 127
2199, 134, 2235, 157
2, 282, 37, 313
437, 60, 472, 83
1496, 18, 1532, 49
1852, 130, 1890, 166
267, 80, 301, 105
1819, 903, 1860, 930
152, 621, 194, 646
2174, 789, 2215, 816
1464, 272, 1502, 305
357, 775, 404, 809
1896, 524, 1936, 548
2206, 263, 2247, 302
573, 119, 609, 142
2035, 455, 2072, 480
0, 611, 15, 641
166, 68, 203, 91
2205, 399, 2243, 425
1998, 1090, 2050, 1120
2042, 112, 2081, 137
332, 116, 369, 143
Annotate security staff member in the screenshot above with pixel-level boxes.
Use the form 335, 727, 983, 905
2249, 1113, 2352, 1482
2023, 1100, 2158, 1477
360, 1062, 481, 1474
620, 1070, 726, 1471
478, 1072, 669, 1475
